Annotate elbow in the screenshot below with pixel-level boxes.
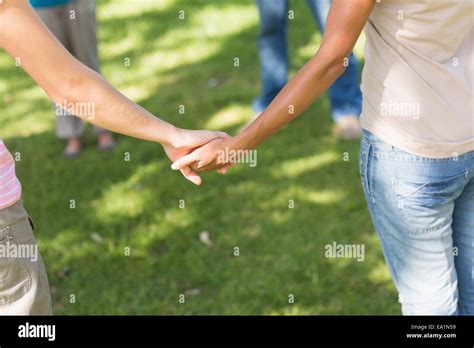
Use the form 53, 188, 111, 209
48, 70, 98, 111
326, 53, 349, 79
46, 73, 97, 122
313, 43, 353, 81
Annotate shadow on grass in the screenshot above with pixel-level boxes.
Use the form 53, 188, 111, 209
7, 124, 398, 314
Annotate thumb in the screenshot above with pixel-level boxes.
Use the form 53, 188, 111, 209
171, 151, 199, 170
179, 166, 202, 186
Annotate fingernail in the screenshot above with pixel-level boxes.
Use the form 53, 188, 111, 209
171, 164, 178, 170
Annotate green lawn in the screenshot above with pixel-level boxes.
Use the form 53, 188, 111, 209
0, 0, 399, 314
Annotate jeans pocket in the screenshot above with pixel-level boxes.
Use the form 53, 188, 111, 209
0, 221, 33, 306
28, 217, 35, 232
393, 171, 468, 235
359, 140, 372, 197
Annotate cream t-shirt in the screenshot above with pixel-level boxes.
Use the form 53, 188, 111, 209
360, 0, 473, 158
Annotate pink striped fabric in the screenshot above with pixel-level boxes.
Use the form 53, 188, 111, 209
0, 139, 22, 209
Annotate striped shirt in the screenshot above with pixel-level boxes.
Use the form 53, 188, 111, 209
0, 139, 22, 209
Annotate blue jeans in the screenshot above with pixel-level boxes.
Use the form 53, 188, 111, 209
360, 130, 474, 315
253, 0, 362, 122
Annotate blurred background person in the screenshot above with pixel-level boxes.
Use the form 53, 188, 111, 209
30, 0, 115, 158
250, 0, 362, 139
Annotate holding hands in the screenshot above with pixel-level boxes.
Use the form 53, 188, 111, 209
170, 116, 259, 183
170, 127, 255, 182
163, 128, 233, 185
171, 137, 234, 174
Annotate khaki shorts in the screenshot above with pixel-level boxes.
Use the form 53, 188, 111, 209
0, 200, 52, 315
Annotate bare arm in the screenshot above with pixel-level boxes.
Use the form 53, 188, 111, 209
0, 0, 228, 184
236, 0, 374, 149
171, 0, 375, 172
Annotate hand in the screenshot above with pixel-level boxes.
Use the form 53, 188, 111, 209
170, 137, 238, 176
163, 128, 230, 185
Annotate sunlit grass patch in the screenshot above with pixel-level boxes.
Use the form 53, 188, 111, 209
204, 104, 251, 129
271, 151, 339, 178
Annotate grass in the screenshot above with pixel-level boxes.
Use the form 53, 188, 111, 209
0, 0, 399, 314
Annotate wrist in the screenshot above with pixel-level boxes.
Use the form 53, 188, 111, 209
233, 129, 258, 150
161, 125, 181, 148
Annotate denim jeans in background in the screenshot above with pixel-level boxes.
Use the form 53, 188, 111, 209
253, 0, 362, 122
360, 130, 474, 315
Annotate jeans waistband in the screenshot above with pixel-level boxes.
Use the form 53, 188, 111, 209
362, 129, 474, 162
0, 199, 28, 228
